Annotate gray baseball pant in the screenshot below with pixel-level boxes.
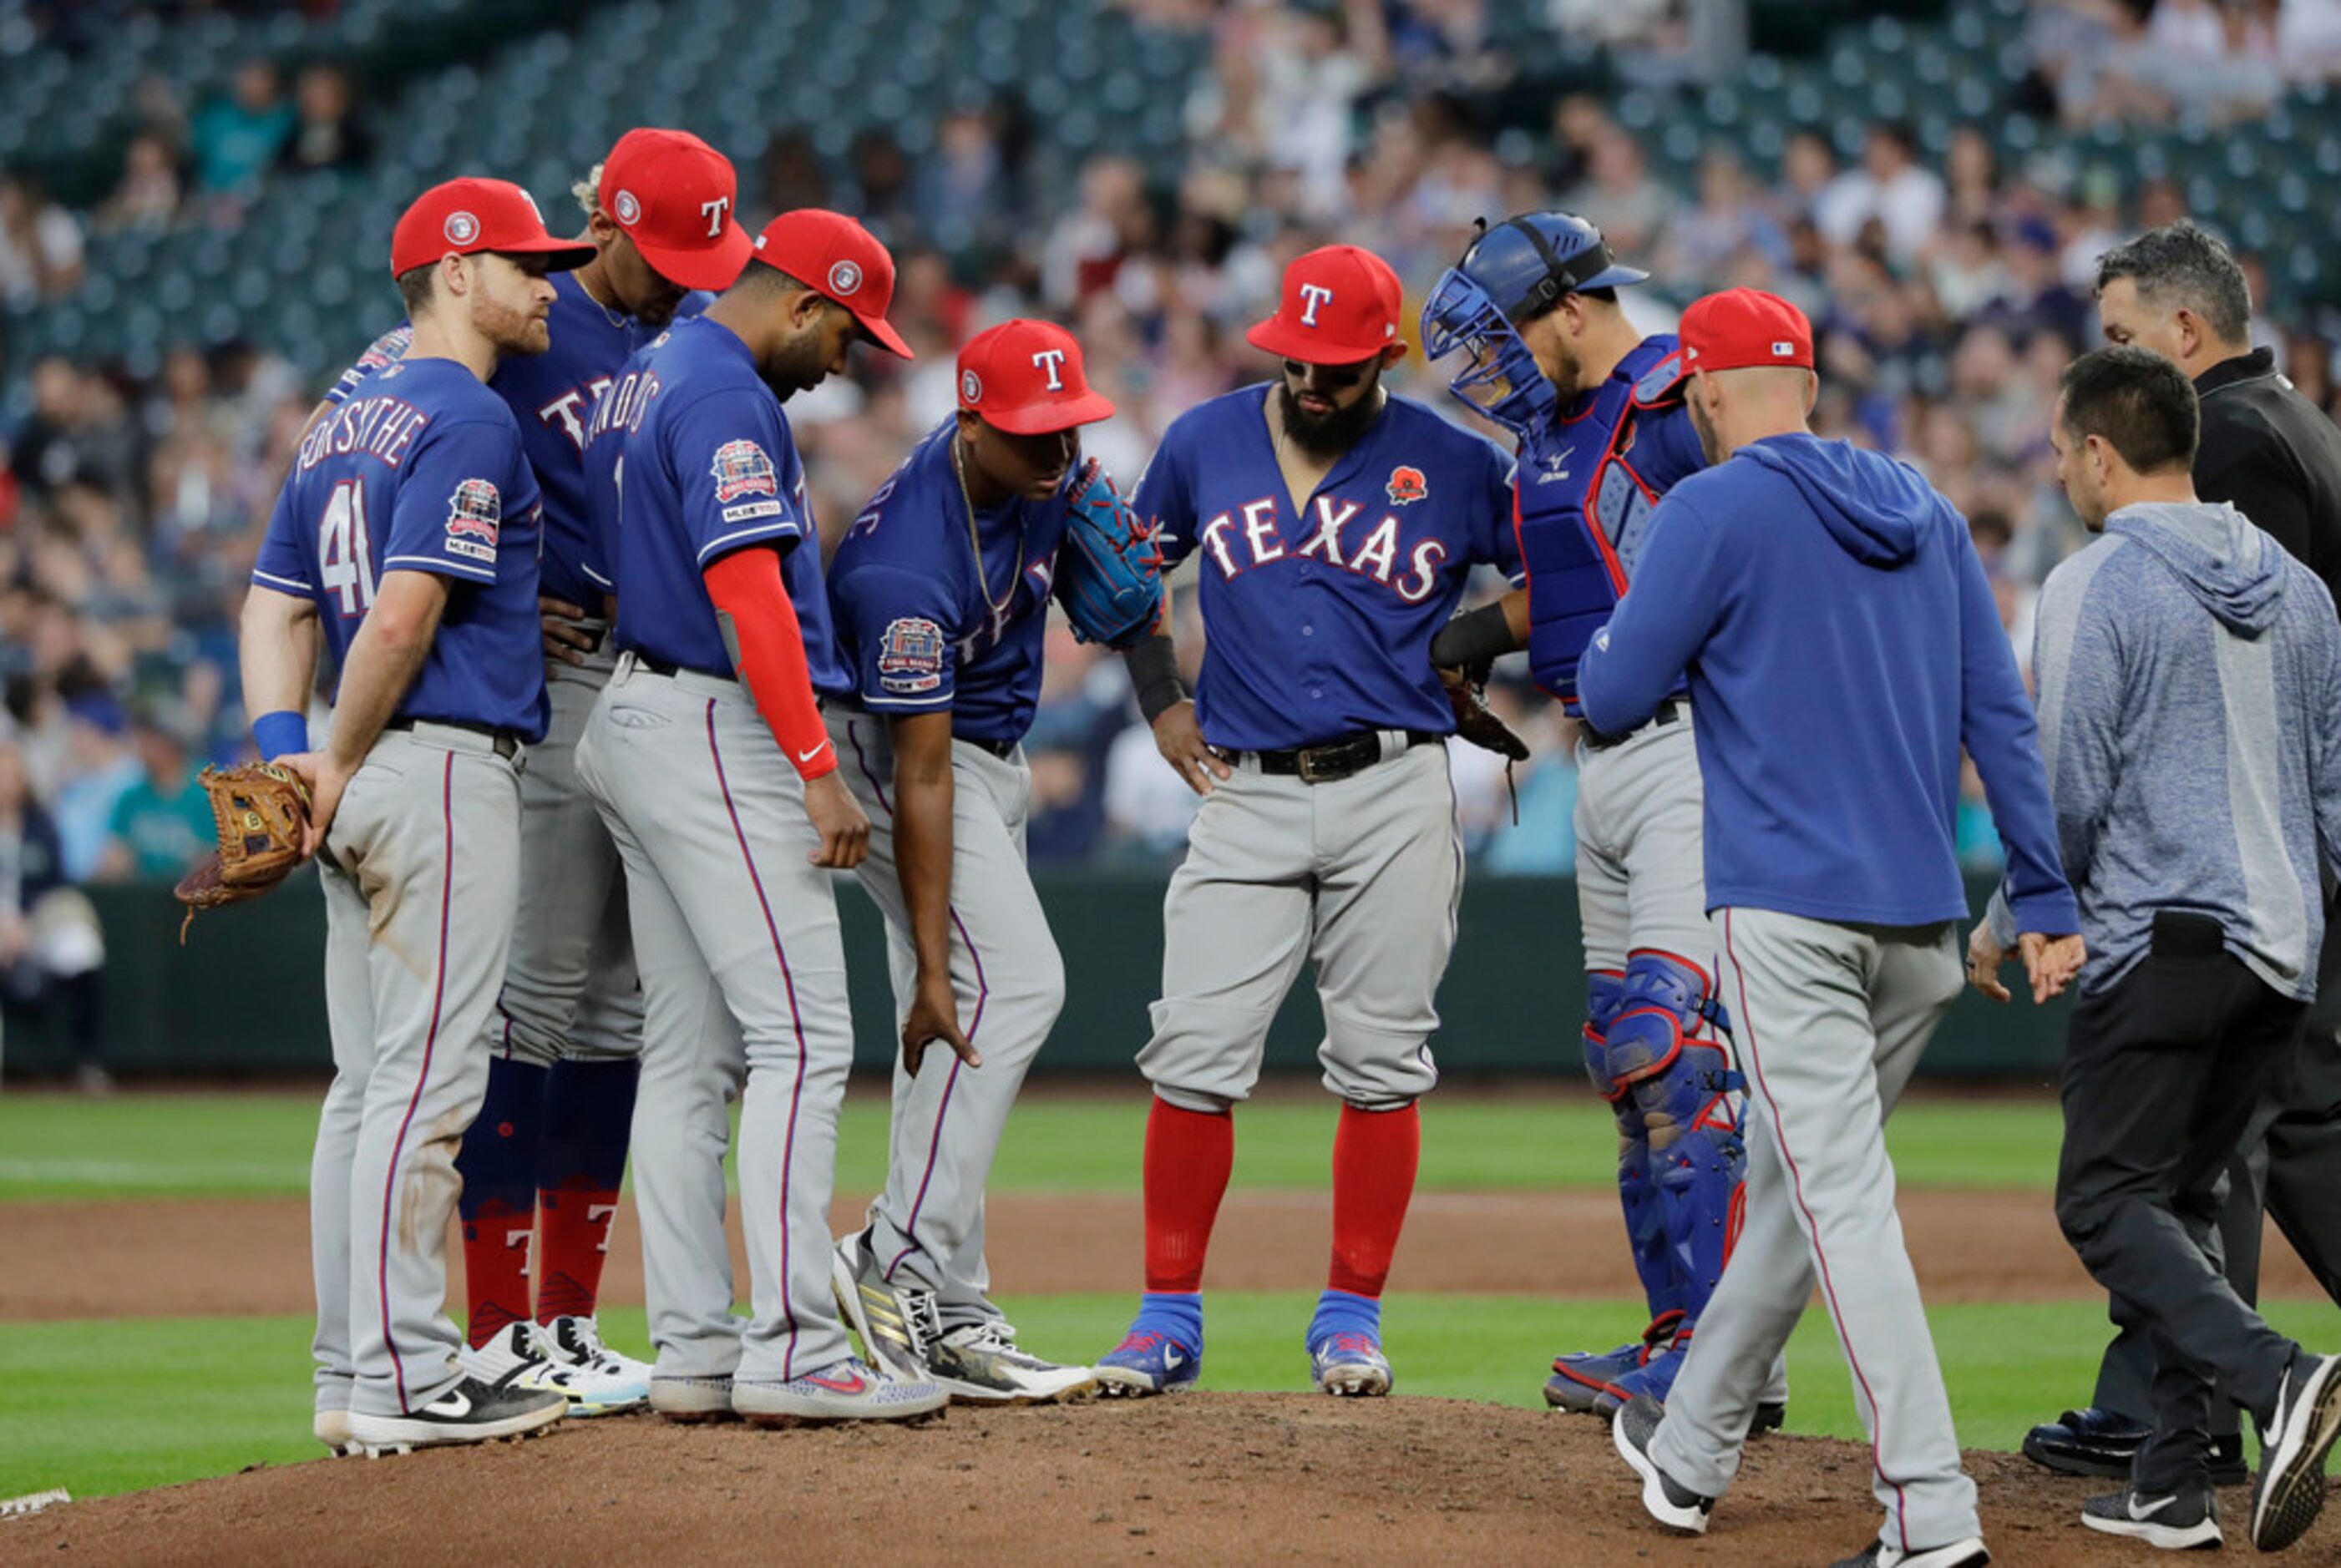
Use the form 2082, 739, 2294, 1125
490, 630, 641, 1066
1649, 906, 1975, 1553
832, 709, 1066, 1330
311, 724, 523, 1419
576, 657, 854, 1385
1138, 737, 1457, 1112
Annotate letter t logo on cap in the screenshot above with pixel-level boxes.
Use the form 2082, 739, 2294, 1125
1299, 284, 1335, 326
1032, 348, 1067, 391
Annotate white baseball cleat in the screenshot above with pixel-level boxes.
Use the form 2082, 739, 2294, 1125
539, 1315, 651, 1415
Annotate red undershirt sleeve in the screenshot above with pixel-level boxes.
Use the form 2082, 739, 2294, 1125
702, 545, 837, 781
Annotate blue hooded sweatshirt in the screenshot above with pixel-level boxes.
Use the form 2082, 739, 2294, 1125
1577, 432, 2080, 933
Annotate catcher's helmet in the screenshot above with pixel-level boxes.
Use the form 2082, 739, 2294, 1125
1421, 211, 1649, 437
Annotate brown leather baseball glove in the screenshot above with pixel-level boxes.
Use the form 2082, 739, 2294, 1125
174, 762, 312, 940
1441, 671, 1530, 761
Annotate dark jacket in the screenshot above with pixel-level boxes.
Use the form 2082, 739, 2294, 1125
2195, 347, 2341, 614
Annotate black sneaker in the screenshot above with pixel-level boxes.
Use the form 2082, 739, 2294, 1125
2252, 1352, 2341, 1550
2081, 1486, 2222, 1550
343, 1374, 566, 1455
1609, 1393, 1715, 1535
1828, 1539, 1989, 1568
2022, 1405, 2150, 1479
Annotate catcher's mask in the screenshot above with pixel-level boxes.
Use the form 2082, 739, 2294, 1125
1421, 212, 1649, 439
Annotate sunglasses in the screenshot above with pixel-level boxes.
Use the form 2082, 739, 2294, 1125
1282, 358, 1372, 391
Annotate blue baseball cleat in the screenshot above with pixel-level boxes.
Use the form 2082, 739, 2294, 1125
1092, 1324, 1201, 1398
1310, 1329, 1393, 1397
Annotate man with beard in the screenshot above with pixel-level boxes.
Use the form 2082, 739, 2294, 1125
1088, 245, 1518, 1399
316, 128, 752, 1419
572, 210, 948, 1425
1420, 211, 1784, 1423
241, 177, 595, 1455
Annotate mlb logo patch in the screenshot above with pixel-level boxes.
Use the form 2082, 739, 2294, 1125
1772, 341, 1795, 357
1386, 465, 1428, 505
444, 478, 500, 561
709, 439, 778, 504
877, 615, 946, 695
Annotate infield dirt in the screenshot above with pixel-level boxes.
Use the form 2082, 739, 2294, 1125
3, 1393, 2323, 1566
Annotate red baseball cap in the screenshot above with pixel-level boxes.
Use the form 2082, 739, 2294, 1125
1680, 287, 1816, 374
957, 319, 1115, 435
597, 128, 752, 291
1245, 244, 1408, 365
389, 177, 595, 278
748, 209, 913, 359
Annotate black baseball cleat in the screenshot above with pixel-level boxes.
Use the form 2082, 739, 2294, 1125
1609, 1393, 1715, 1535
2022, 1405, 2148, 1478
1752, 1398, 1787, 1435
343, 1374, 566, 1456
2080, 1485, 2223, 1550
2252, 1352, 2341, 1551
1828, 1537, 1990, 1568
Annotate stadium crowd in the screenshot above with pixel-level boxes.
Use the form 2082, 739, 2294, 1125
7, 0, 2341, 941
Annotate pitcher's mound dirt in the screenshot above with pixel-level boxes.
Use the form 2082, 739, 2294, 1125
2, 1394, 2313, 1568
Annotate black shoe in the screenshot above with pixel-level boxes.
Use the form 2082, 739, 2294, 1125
2252, 1353, 2341, 1551
1828, 1539, 1989, 1568
1609, 1393, 1714, 1535
343, 1374, 566, 1455
2022, 1405, 2149, 1479
2081, 1486, 2222, 1550
2207, 1431, 2248, 1488
1752, 1399, 1786, 1435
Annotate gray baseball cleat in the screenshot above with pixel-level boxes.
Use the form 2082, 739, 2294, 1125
732, 1358, 948, 1426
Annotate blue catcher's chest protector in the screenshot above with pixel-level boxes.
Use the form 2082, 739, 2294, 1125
1517, 336, 1700, 713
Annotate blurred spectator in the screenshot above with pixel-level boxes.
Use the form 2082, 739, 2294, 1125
277, 62, 372, 175
52, 695, 139, 883
1813, 123, 1945, 263
96, 713, 212, 881
190, 58, 295, 199
98, 133, 184, 231
0, 177, 85, 308
1564, 126, 1672, 260
0, 739, 107, 1091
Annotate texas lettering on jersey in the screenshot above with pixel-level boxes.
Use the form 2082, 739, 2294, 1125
1190, 491, 1449, 604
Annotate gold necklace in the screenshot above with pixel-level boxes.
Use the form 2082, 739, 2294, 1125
951, 434, 1026, 619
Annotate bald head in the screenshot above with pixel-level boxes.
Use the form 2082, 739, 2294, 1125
1685, 364, 1818, 464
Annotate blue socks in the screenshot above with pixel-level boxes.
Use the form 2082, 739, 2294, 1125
1308, 1287, 1381, 1348
1134, 1290, 1204, 1353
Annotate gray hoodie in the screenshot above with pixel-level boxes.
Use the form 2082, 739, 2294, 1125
1989, 501, 2341, 998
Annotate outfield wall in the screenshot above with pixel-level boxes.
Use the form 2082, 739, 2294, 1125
3, 873, 2068, 1080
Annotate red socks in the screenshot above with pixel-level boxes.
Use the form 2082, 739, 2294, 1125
535, 1178, 621, 1323
1143, 1098, 1234, 1293
1330, 1102, 1421, 1298
459, 1197, 535, 1349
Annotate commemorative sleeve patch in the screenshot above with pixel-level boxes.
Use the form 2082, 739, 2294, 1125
444, 478, 501, 562
710, 438, 780, 503
876, 615, 948, 695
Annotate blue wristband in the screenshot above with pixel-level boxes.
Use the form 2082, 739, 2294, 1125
251, 710, 308, 761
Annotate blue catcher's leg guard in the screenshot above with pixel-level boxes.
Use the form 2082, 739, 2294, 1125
1606, 950, 1746, 1328
1581, 969, 1680, 1322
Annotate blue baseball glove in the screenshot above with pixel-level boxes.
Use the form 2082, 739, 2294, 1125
1056, 458, 1165, 649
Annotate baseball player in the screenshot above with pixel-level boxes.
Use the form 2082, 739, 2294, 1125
823, 319, 1120, 1404
1088, 245, 1518, 1399
320, 129, 751, 1415
574, 210, 946, 1424
1589, 289, 2080, 1568
241, 178, 594, 1455
1420, 211, 1781, 1423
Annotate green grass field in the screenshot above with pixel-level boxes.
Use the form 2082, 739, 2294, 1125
0, 1086, 2323, 1504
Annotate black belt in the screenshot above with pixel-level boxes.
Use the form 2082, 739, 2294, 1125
384, 716, 523, 760
636, 653, 726, 680
960, 736, 1020, 759
1583, 698, 1685, 751
1223, 728, 1441, 784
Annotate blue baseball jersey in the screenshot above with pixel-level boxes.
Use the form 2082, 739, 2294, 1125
1135, 384, 1519, 752
828, 420, 1073, 745
582, 314, 849, 690
252, 357, 546, 738
326, 274, 710, 608
1514, 335, 1706, 712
